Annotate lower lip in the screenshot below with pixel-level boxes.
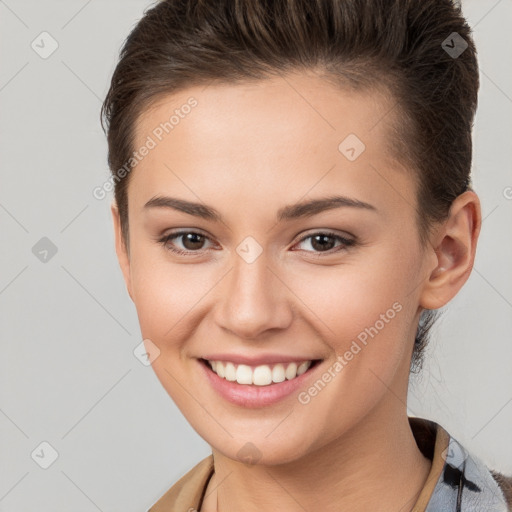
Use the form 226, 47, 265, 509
198, 359, 321, 408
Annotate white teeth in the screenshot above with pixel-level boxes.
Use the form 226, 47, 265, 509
285, 362, 297, 380
207, 359, 314, 385
236, 364, 253, 385
297, 361, 311, 375
225, 362, 236, 381
271, 364, 286, 383
253, 365, 272, 386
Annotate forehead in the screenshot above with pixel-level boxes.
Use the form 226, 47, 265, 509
129, 72, 413, 218
134, 71, 397, 155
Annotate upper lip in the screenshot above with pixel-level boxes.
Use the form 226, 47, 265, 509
199, 353, 323, 366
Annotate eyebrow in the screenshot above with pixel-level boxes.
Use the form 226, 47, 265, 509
143, 194, 377, 222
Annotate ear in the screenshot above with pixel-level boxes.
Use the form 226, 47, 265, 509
419, 190, 482, 310
111, 200, 134, 302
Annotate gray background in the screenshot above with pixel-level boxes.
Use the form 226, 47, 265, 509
0, 0, 511, 510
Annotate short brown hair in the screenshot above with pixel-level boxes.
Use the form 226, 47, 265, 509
100, 0, 479, 371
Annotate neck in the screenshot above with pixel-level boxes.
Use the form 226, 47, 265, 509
202, 400, 432, 512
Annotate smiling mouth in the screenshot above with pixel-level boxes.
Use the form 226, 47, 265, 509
200, 358, 322, 386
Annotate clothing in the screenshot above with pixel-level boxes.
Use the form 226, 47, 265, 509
147, 417, 512, 511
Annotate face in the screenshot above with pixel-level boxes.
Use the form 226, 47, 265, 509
113, 71, 436, 465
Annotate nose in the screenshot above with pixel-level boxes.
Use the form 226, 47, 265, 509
214, 249, 293, 340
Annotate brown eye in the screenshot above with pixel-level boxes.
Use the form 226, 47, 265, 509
294, 231, 356, 254
158, 230, 213, 255
310, 234, 336, 251
180, 232, 206, 250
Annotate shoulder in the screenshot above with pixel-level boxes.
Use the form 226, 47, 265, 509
434, 431, 512, 511
409, 416, 512, 511
147, 455, 214, 512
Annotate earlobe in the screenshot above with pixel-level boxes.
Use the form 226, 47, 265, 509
419, 191, 481, 310
111, 201, 134, 302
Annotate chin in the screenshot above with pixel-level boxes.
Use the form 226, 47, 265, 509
216, 440, 310, 467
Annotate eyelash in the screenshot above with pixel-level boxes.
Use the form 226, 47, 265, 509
157, 230, 356, 257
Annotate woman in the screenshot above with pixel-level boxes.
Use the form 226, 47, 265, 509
101, 0, 512, 510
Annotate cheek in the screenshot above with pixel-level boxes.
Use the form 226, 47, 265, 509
288, 269, 415, 453
129, 251, 210, 408
290, 242, 419, 341
129, 250, 202, 353
289, 241, 421, 399
295, 271, 410, 390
